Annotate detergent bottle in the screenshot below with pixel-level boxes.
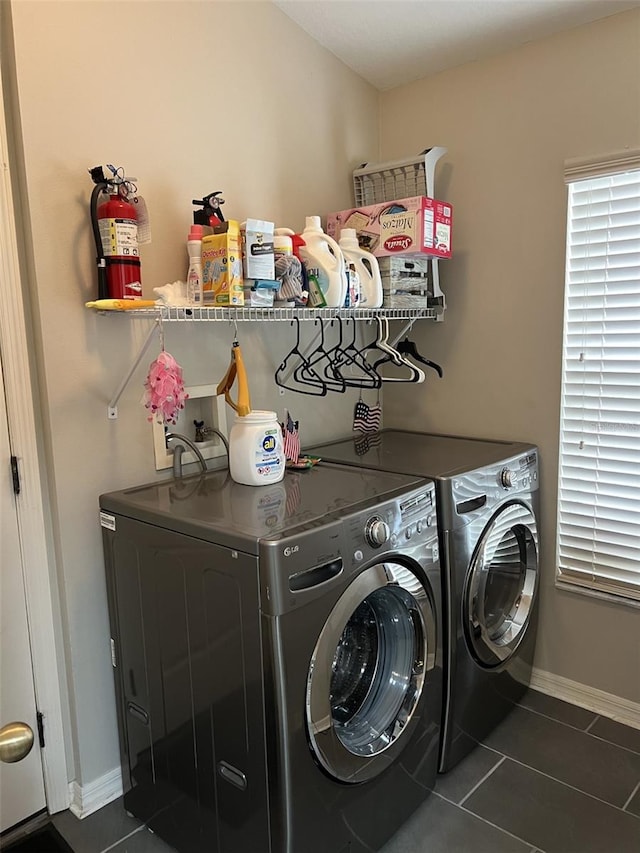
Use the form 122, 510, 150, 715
338, 228, 383, 308
217, 341, 285, 486
298, 216, 348, 308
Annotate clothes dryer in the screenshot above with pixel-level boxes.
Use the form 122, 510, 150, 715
99, 462, 442, 853
307, 430, 540, 773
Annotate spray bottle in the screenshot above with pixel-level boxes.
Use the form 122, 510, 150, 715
192, 192, 225, 236
186, 225, 204, 305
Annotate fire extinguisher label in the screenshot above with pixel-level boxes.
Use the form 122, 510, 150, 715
99, 217, 139, 257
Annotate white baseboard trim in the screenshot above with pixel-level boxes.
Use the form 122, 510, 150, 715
68, 767, 123, 819
531, 667, 640, 731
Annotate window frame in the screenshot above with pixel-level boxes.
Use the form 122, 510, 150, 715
556, 151, 640, 607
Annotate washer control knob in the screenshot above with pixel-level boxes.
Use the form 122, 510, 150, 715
500, 467, 514, 488
365, 517, 390, 548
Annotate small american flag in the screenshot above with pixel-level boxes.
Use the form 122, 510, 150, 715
353, 399, 382, 433
282, 411, 300, 463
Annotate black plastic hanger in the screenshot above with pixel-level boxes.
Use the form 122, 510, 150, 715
396, 337, 443, 378
275, 318, 327, 396
327, 318, 381, 390
297, 319, 345, 393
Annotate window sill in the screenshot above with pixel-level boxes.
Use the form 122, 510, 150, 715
554, 578, 640, 611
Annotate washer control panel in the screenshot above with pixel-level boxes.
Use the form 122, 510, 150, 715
357, 482, 437, 555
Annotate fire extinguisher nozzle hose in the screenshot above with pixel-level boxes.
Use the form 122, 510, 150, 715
90, 181, 109, 299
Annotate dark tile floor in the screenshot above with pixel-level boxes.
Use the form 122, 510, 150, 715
45, 689, 640, 853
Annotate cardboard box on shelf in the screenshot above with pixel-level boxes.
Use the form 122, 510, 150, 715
379, 256, 431, 309
326, 196, 452, 259
202, 220, 244, 306
241, 219, 275, 281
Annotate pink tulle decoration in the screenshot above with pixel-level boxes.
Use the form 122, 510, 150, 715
142, 351, 189, 425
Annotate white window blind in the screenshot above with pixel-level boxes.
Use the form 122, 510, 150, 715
557, 163, 640, 602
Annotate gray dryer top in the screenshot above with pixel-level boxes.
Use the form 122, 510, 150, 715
307, 430, 536, 480
99, 462, 430, 554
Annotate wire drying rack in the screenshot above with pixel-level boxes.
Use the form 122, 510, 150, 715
352, 147, 446, 207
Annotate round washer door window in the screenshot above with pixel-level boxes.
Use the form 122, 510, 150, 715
306, 562, 436, 784
465, 501, 538, 667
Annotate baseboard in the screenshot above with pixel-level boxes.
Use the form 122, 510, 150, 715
531, 667, 640, 730
68, 767, 123, 819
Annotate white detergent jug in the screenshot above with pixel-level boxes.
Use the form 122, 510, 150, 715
338, 228, 383, 308
229, 410, 285, 486
298, 216, 348, 308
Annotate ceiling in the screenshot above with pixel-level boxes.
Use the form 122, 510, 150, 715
273, 0, 640, 91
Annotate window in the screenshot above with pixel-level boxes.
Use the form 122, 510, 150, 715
557, 152, 640, 603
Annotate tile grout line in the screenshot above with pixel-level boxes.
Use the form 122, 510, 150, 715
585, 714, 601, 733
585, 730, 640, 757
432, 789, 541, 851
99, 824, 146, 853
518, 704, 640, 757
518, 702, 597, 734
622, 779, 640, 812
501, 754, 640, 820
458, 755, 506, 806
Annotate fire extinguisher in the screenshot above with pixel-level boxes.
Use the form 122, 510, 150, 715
88, 164, 143, 300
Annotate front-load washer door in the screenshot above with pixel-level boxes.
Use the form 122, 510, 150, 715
306, 562, 436, 784
464, 500, 538, 667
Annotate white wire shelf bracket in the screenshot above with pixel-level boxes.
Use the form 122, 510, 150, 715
102, 305, 440, 419
114, 305, 440, 322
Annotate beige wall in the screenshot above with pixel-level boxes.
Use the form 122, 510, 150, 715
380, 10, 640, 701
8, 0, 378, 787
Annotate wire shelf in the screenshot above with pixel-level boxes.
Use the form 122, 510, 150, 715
113, 306, 439, 322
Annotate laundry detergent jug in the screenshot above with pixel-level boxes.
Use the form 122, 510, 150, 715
228, 410, 285, 487
298, 216, 348, 308
339, 228, 383, 308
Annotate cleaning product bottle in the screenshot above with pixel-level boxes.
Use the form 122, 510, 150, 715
297, 216, 348, 308
186, 224, 203, 305
338, 228, 383, 308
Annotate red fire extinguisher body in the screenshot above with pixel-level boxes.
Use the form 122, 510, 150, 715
97, 194, 142, 299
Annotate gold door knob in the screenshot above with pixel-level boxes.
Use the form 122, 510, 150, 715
0, 721, 34, 763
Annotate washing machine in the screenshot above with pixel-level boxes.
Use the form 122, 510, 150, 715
99, 462, 442, 853
307, 430, 540, 773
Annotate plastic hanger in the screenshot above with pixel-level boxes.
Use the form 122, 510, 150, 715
330, 318, 381, 389
297, 319, 345, 393
397, 337, 443, 378
368, 318, 425, 383
275, 318, 327, 396
216, 337, 252, 416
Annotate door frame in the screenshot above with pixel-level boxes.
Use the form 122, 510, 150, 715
0, 73, 69, 812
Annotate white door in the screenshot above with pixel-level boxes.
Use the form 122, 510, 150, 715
0, 350, 46, 832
